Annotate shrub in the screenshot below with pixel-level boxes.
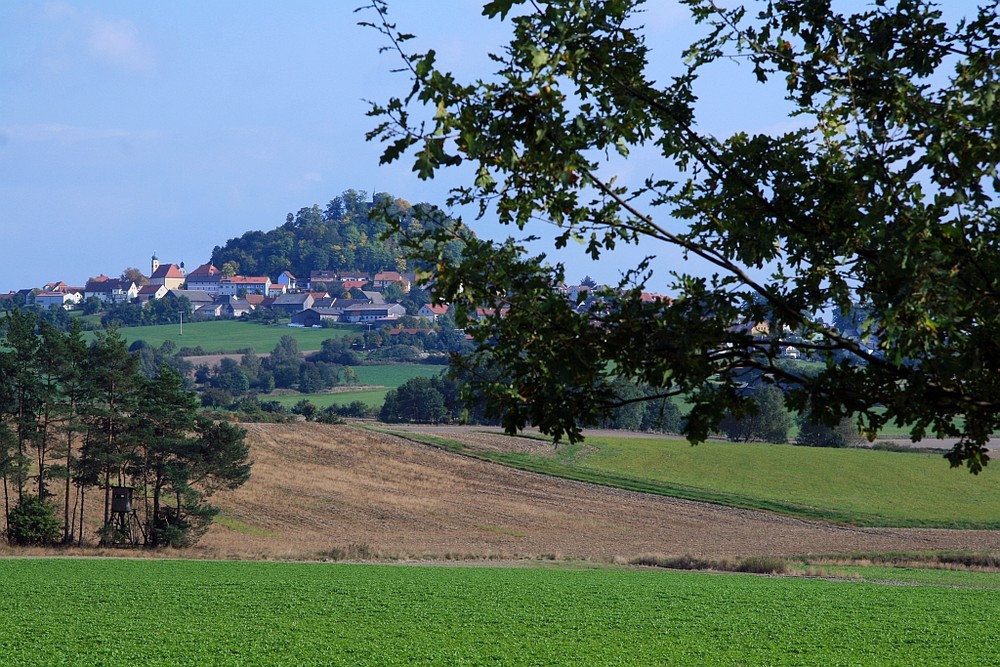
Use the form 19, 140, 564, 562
292, 399, 318, 421
630, 554, 716, 570
735, 556, 788, 575
319, 543, 375, 561
316, 411, 346, 425
796, 416, 864, 448
6, 495, 61, 546
720, 384, 793, 443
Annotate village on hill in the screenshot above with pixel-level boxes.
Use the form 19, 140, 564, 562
2, 254, 431, 327
0, 251, 676, 332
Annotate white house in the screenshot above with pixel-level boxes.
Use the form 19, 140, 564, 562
185, 262, 223, 295
341, 303, 406, 323
135, 284, 169, 303
275, 270, 297, 290
84, 277, 138, 304
418, 304, 449, 322
34, 291, 82, 310
372, 271, 410, 292
218, 276, 272, 296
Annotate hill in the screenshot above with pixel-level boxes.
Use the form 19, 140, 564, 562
194, 423, 1000, 561
210, 189, 467, 280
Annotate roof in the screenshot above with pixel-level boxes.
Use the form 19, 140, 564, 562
343, 304, 403, 314
150, 263, 185, 279
361, 290, 385, 304
166, 289, 215, 304
421, 304, 449, 315
272, 293, 312, 305
330, 298, 372, 308
640, 292, 671, 303
187, 262, 220, 278
213, 295, 255, 309
388, 328, 437, 335
373, 271, 403, 282
86, 277, 133, 292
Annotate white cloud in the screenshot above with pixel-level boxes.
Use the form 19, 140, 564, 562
303, 172, 322, 183
87, 18, 153, 71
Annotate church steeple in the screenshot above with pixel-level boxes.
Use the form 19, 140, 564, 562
151, 252, 160, 276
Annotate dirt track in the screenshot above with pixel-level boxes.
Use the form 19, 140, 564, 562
197, 423, 1000, 561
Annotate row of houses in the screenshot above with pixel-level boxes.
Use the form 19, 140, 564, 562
289, 302, 450, 327
22, 255, 419, 308
15, 253, 449, 327
174, 290, 453, 325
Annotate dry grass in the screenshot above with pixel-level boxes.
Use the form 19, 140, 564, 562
193, 423, 1000, 562
21, 423, 1000, 563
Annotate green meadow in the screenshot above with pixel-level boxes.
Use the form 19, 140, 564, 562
270, 387, 392, 409
396, 432, 1000, 528
349, 363, 444, 386
269, 364, 445, 408
85, 320, 357, 353
2, 559, 997, 666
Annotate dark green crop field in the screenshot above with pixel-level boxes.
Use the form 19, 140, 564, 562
2, 559, 997, 666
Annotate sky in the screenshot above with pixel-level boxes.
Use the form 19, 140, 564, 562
1, 0, 825, 293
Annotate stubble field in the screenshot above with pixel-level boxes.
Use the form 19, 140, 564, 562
192, 423, 1000, 561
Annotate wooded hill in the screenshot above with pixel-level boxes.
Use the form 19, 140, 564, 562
210, 189, 468, 281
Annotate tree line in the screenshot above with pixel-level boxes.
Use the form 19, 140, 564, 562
0, 309, 251, 548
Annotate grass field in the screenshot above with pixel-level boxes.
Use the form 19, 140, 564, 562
84, 320, 357, 353
578, 436, 1000, 526
268, 364, 445, 408
391, 430, 1000, 529
2, 558, 997, 666
350, 363, 444, 386
270, 388, 392, 409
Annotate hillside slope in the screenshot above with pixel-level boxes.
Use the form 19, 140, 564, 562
196, 423, 1000, 561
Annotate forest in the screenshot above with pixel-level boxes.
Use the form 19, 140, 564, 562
0, 310, 251, 549
210, 189, 468, 280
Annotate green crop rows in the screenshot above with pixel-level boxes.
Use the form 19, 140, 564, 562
1, 559, 997, 666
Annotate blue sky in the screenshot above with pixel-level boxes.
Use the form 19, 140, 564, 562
1, 1, 803, 293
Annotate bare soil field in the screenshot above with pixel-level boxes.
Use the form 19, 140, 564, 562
193, 423, 1000, 562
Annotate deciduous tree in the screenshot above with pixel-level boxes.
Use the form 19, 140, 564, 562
366, 0, 1000, 471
